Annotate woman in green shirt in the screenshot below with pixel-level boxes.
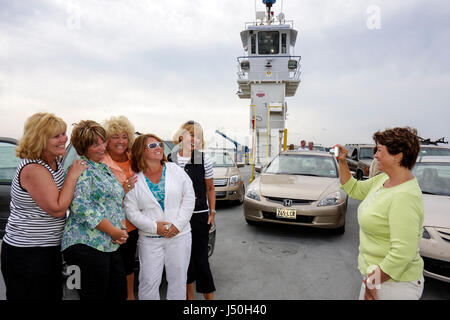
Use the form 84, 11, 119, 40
336, 127, 424, 300
62, 120, 128, 300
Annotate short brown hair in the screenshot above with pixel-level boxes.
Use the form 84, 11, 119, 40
372, 127, 420, 170
16, 112, 67, 160
131, 134, 167, 172
71, 120, 106, 156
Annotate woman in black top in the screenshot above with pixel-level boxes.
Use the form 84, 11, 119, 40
170, 120, 216, 300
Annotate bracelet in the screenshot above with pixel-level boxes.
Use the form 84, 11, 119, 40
210, 209, 216, 214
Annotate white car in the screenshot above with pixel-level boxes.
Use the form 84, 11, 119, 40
412, 156, 450, 283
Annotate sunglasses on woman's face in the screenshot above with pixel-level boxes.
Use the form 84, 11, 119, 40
146, 142, 163, 149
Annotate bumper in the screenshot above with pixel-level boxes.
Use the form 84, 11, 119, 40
215, 182, 244, 201
243, 196, 347, 229
420, 227, 450, 283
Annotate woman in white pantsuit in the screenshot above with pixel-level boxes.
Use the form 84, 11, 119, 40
124, 134, 195, 300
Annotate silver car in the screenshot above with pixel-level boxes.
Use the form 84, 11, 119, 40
413, 156, 450, 283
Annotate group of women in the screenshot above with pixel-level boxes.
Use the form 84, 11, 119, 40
1, 111, 426, 301
0, 113, 216, 300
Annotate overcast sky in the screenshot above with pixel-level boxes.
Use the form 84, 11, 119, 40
0, 0, 449, 149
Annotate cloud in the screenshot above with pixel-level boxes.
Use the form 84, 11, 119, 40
0, 0, 449, 149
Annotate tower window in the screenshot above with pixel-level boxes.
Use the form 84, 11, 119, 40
258, 31, 279, 54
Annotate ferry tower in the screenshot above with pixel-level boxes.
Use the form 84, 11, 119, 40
237, 0, 301, 166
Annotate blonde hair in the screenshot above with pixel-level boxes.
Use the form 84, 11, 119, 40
131, 134, 167, 172
103, 115, 135, 151
71, 120, 106, 157
16, 113, 67, 159
172, 120, 205, 149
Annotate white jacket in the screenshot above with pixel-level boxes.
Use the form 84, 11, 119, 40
124, 162, 195, 237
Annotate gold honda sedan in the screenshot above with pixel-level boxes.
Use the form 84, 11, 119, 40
244, 151, 348, 234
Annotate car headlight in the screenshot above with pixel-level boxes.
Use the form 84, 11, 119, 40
317, 191, 343, 207
229, 175, 239, 187
422, 227, 431, 239
246, 188, 260, 201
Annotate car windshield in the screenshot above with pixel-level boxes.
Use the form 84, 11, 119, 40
208, 152, 235, 167
412, 162, 450, 196
0, 142, 21, 183
360, 147, 374, 159
265, 154, 338, 178
419, 147, 450, 156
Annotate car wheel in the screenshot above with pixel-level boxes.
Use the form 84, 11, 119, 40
334, 224, 345, 235
245, 218, 257, 226
356, 170, 363, 180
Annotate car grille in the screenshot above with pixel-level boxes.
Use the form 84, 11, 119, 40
423, 256, 450, 278
214, 178, 228, 187
265, 196, 313, 206
262, 211, 314, 224
215, 191, 227, 199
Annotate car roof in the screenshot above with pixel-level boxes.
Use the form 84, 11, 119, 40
416, 156, 450, 163
345, 144, 375, 148
280, 150, 333, 157
0, 137, 18, 144
420, 145, 450, 149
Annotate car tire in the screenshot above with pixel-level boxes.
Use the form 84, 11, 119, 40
356, 170, 363, 180
334, 224, 345, 235
245, 218, 257, 226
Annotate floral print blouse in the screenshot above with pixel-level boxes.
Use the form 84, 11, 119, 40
62, 156, 125, 252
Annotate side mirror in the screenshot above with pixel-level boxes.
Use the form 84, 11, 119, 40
255, 165, 262, 173
237, 163, 245, 168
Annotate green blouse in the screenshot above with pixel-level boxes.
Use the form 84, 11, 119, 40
341, 173, 424, 281
62, 156, 125, 252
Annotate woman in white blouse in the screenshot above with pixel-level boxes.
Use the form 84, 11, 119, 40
124, 134, 195, 300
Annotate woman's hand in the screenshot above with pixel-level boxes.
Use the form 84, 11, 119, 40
111, 227, 128, 245
156, 221, 171, 237
165, 224, 179, 238
208, 211, 215, 231
334, 144, 349, 162
67, 159, 88, 181
123, 176, 138, 194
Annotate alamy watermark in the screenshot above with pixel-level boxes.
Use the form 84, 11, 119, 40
65, 264, 81, 290
366, 5, 381, 30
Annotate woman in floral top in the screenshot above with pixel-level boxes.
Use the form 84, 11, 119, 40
62, 120, 128, 300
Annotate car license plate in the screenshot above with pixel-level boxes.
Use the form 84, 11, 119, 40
276, 208, 296, 219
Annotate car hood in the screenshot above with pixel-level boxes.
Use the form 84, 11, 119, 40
259, 174, 339, 200
213, 166, 239, 178
360, 159, 373, 166
423, 194, 450, 228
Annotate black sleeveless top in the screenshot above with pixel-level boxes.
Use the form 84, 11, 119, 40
168, 150, 209, 213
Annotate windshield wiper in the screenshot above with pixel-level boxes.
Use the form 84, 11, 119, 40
421, 191, 437, 195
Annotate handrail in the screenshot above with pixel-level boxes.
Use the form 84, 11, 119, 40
249, 104, 257, 183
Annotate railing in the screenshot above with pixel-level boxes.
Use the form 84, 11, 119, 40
237, 55, 301, 81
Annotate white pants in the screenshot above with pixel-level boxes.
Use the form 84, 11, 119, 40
138, 232, 192, 300
358, 276, 424, 300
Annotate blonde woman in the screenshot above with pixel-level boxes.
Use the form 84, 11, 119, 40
1, 112, 86, 300
102, 115, 138, 300
169, 121, 216, 300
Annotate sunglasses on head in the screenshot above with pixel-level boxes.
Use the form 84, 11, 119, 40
146, 142, 163, 149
